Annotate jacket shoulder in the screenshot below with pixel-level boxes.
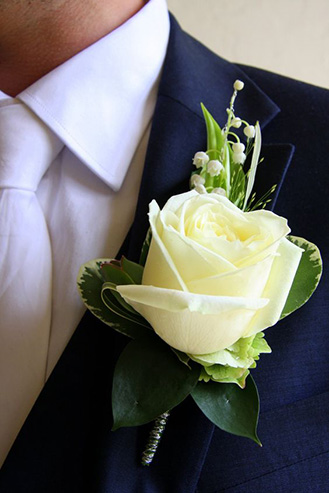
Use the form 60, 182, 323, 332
237, 63, 329, 115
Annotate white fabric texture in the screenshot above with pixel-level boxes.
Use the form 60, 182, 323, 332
0, 99, 63, 465
0, 0, 169, 465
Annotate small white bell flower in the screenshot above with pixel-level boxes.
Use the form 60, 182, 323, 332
231, 117, 242, 128
232, 142, 245, 154
193, 151, 209, 168
207, 159, 224, 177
233, 152, 246, 164
190, 174, 206, 188
194, 184, 207, 194
212, 187, 227, 196
244, 125, 255, 138
233, 80, 244, 91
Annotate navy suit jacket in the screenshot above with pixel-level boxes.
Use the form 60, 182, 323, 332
1, 16, 329, 493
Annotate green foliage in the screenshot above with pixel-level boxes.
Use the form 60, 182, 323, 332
197, 104, 277, 213
171, 348, 191, 368
229, 162, 246, 208
77, 258, 150, 339
191, 332, 271, 388
122, 257, 144, 284
201, 103, 225, 161
199, 366, 250, 388
112, 333, 200, 429
191, 375, 261, 445
281, 236, 323, 319
139, 228, 152, 267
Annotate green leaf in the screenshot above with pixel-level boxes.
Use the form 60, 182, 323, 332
223, 142, 231, 194
112, 334, 201, 429
191, 375, 261, 445
101, 284, 149, 323
77, 259, 150, 339
139, 228, 152, 267
280, 236, 323, 319
100, 261, 135, 285
201, 103, 224, 161
122, 257, 144, 284
101, 257, 149, 322
229, 160, 246, 208
100, 258, 146, 318
193, 332, 271, 388
171, 348, 191, 368
189, 332, 271, 370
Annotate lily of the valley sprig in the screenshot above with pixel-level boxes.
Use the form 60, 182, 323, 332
77, 80, 322, 467
190, 80, 275, 212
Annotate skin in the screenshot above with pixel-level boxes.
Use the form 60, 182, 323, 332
0, 0, 146, 96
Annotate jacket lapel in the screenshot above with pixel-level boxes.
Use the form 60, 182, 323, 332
255, 143, 295, 211
128, 15, 292, 261
125, 15, 296, 491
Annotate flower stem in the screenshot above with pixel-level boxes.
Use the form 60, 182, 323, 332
141, 411, 170, 466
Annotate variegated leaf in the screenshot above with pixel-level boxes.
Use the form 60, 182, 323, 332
77, 259, 150, 339
281, 236, 322, 319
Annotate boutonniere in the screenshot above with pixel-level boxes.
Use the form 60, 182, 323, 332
78, 80, 322, 465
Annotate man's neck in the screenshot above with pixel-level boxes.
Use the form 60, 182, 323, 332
0, 0, 146, 96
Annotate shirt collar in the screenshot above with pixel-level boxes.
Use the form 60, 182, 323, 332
17, 0, 170, 191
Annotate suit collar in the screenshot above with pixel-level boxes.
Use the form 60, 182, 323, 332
18, 0, 169, 192
159, 16, 280, 129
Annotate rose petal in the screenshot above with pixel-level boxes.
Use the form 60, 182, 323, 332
186, 251, 276, 297
117, 284, 268, 354
174, 193, 290, 264
158, 222, 236, 283
143, 200, 187, 291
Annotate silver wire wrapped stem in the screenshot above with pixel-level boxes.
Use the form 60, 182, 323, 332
141, 411, 170, 466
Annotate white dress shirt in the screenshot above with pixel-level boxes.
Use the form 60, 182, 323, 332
0, 0, 169, 464
18, 0, 169, 375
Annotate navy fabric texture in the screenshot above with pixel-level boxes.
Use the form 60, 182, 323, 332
1, 16, 329, 493
197, 391, 329, 492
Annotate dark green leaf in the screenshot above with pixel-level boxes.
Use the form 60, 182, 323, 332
229, 161, 246, 208
101, 285, 149, 324
101, 262, 134, 285
104, 284, 139, 315
122, 257, 144, 284
112, 334, 201, 429
201, 103, 224, 161
281, 236, 323, 319
191, 375, 261, 445
171, 348, 191, 368
100, 258, 145, 316
139, 228, 152, 267
77, 259, 150, 339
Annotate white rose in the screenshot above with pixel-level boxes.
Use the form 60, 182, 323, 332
117, 191, 302, 355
